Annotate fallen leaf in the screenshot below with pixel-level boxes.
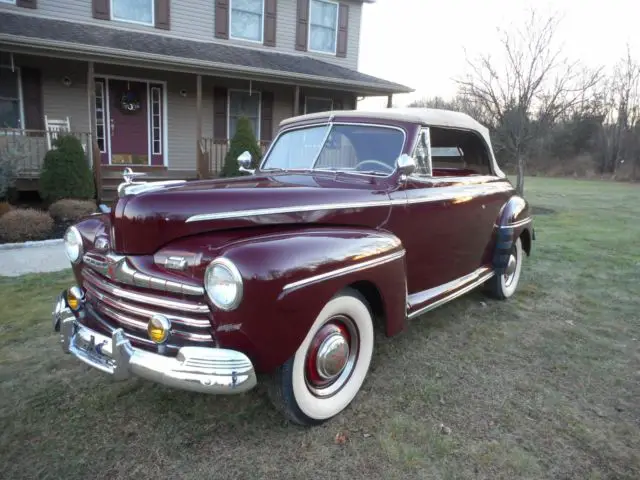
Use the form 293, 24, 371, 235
335, 431, 348, 445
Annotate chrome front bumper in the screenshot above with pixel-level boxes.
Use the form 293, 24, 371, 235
52, 291, 257, 394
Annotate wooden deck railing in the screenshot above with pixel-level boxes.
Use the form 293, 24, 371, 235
0, 129, 93, 178
199, 138, 271, 177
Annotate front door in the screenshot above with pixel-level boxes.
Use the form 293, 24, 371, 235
95, 78, 165, 166
109, 79, 149, 165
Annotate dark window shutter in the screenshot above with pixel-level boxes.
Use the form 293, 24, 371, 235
295, 0, 309, 51
21, 67, 44, 131
155, 0, 170, 30
16, 0, 37, 8
215, 0, 230, 39
260, 91, 274, 142
92, 0, 110, 20
337, 3, 349, 58
213, 87, 228, 140
263, 0, 277, 47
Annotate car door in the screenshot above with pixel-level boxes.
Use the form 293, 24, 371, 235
387, 127, 466, 296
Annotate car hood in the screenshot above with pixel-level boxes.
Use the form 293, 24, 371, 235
111, 172, 394, 254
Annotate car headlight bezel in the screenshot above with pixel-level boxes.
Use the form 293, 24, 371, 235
63, 226, 83, 264
204, 257, 243, 311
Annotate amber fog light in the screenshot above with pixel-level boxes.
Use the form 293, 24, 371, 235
148, 315, 171, 344
66, 286, 84, 311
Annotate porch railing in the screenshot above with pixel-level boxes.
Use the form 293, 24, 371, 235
0, 128, 93, 178
199, 138, 271, 177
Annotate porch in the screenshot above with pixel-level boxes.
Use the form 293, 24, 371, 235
1, 18, 410, 202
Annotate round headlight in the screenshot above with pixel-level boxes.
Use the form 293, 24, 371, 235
204, 258, 243, 311
64, 226, 83, 264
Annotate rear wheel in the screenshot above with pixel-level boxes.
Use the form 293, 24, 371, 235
487, 236, 523, 299
268, 288, 374, 426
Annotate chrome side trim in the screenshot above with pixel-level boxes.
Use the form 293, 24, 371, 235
506, 217, 532, 228
185, 182, 514, 223
83, 253, 204, 296
83, 269, 210, 314
186, 199, 392, 223
282, 250, 406, 293
408, 268, 495, 319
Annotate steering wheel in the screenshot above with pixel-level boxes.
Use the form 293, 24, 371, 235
353, 159, 395, 174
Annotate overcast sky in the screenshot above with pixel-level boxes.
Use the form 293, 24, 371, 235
357, 0, 640, 108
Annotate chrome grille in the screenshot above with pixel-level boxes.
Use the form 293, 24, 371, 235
81, 264, 214, 347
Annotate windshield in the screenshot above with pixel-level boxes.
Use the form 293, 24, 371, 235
261, 124, 405, 175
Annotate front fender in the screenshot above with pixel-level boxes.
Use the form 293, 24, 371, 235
211, 227, 407, 373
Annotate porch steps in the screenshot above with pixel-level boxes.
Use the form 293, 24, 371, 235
98, 167, 198, 205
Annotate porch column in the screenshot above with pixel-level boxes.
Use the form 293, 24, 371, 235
87, 61, 101, 202
293, 85, 300, 116
196, 74, 208, 178
387, 94, 393, 108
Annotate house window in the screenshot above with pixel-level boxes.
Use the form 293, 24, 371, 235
228, 90, 261, 140
151, 87, 162, 154
309, 0, 338, 54
111, 0, 154, 26
230, 0, 264, 42
95, 81, 106, 152
305, 97, 333, 114
0, 67, 23, 129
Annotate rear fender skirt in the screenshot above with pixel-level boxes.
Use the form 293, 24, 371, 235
492, 196, 534, 272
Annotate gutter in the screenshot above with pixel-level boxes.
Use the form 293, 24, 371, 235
0, 34, 414, 95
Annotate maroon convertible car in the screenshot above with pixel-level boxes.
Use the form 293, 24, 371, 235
51, 108, 534, 426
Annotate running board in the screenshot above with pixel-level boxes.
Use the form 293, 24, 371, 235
407, 268, 495, 320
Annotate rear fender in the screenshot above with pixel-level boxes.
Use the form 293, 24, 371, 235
492, 195, 534, 273
211, 227, 407, 373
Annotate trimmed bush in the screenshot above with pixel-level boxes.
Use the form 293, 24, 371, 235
39, 135, 95, 203
49, 199, 97, 222
220, 116, 263, 177
0, 208, 54, 242
0, 202, 12, 218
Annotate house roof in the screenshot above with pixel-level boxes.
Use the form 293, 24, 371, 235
0, 12, 413, 95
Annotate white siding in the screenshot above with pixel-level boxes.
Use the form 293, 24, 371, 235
1, 0, 362, 70
0, 0, 214, 41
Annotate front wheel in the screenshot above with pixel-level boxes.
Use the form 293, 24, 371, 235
487, 236, 523, 299
267, 288, 374, 426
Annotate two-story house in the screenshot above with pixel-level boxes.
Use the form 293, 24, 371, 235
0, 0, 412, 199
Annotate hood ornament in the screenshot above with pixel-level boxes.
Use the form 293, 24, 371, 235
117, 167, 186, 198
123, 167, 147, 184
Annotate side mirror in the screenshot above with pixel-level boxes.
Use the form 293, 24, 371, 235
396, 154, 416, 176
237, 151, 255, 174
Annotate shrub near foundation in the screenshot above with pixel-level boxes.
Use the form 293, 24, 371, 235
0, 202, 12, 218
39, 135, 95, 203
0, 208, 54, 242
49, 199, 97, 222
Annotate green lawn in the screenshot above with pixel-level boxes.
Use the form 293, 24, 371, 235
1, 177, 639, 479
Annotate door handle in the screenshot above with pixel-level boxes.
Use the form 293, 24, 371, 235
110, 118, 115, 137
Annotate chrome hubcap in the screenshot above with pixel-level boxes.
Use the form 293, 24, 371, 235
503, 250, 518, 286
305, 316, 359, 398
316, 333, 350, 379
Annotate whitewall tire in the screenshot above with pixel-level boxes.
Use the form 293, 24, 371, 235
267, 288, 374, 426
487, 236, 523, 299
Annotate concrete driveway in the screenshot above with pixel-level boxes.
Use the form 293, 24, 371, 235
0, 241, 70, 277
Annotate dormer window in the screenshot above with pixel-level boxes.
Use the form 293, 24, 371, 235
230, 0, 265, 43
111, 0, 154, 26
308, 0, 338, 54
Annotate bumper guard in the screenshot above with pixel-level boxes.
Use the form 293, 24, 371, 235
52, 291, 257, 394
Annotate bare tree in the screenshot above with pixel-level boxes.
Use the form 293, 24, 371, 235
455, 9, 602, 193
